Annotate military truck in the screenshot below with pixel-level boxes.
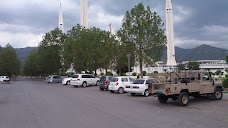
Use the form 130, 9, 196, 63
149, 70, 223, 106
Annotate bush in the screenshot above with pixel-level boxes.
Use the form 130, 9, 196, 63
143, 71, 146, 76
100, 73, 104, 76
222, 78, 228, 88
132, 72, 137, 76
225, 74, 228, 78
106, 72, 113, 76
154, 71, 158, 73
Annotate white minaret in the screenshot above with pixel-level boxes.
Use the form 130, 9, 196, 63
80, 0, 88, 28
58, 2, 64, 32
166, 0, 177, 66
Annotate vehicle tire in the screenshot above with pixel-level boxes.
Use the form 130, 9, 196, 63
158, 95, 168, 103
144, 89, 150, 97
213, 88, 223, 100
110, 90, 114, 93
100, 88, 104, 91
82, 82, 87, 88
131, 93, 136, 96
118, 88, 124, 94
178, 92, 189, 106
66, 81, 70, 85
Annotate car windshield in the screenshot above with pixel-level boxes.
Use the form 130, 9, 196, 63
132, 80, 145, 84
72, 75, 79, 78
100, 76, 106, 81
111, 78, 118, 82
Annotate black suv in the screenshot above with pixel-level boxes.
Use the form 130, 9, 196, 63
99, 76, 114, 91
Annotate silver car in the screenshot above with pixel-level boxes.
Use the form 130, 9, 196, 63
47, 75, 62, 83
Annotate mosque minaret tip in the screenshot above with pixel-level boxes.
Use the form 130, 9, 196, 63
80, 0, 88, 28
166, 0, 177, 66
58, 2, 64, 32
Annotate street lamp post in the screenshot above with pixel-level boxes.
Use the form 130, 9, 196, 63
127, 54, 131, 76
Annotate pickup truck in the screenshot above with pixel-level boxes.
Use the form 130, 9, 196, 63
149, 70, 223, 106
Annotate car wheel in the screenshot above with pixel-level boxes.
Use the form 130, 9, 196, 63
158, 95, 168, 103
144, 89, 150, 97
66, 81, 70, 85
131, 93, 136, 96
110, 90, 114, 93
213, 88, 223, 100
178, 92, 189, 106
118, 88, 124, 94
82, 82, 87, 88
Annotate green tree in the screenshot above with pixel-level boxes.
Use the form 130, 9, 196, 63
226, 55, 228, 63
215, 70, 222, 75
37, 28, 65, 75
23, 50, 42, 76
187, 61, 200, 70
118, 3, 166, 78
0, 44, 21, 76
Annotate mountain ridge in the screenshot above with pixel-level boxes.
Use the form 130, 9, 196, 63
15, 44, 228, 64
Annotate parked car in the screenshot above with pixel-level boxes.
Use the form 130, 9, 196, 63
99, 76, 114, 91
47, 75, 62, 83
62, 75, 73, 85
70, 74, 100, 87
125, 78, 159, 97
0, 76, 10, 83
108, 76, 135, 94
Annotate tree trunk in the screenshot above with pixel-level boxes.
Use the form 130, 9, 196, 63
139, 58, 143, 78
118, 66, 122, 76
105, 67, 108, 74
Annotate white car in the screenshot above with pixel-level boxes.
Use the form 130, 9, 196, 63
108, 76, 135, 94
0, 76, 10, 83
125, 78, 159, 97
62, 76, 73, 85
70, 74, 100, 87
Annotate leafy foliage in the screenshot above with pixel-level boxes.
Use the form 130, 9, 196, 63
118, 3, 166, 77
222, 78, 228, 88
0, 44, 21, 76
187, 61, 200, 70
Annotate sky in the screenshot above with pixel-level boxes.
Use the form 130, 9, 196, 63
0, 0, 228, 49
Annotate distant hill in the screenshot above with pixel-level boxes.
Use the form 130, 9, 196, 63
15, 44, 228, 65
15, 47, 36, 64
162, 44, 228, 62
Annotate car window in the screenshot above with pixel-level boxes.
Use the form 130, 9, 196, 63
108, 77, 113, 81
121, 78, 128, 82
112, 78, 118, 82
72, 75, 79, 78
129, 78, 135, 82
82, 75, 87, 78
100, 76, 106, 81
133, 80, 145, 84
146, 80, 153, 84
90, 75, 95, 78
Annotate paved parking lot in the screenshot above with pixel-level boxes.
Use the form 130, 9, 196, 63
0, 79, 228, 128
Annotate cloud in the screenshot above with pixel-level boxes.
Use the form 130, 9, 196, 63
0, 31, 43, 48
0, 0, 227, 50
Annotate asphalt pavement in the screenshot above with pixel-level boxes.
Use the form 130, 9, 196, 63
0, 79, 228, 128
